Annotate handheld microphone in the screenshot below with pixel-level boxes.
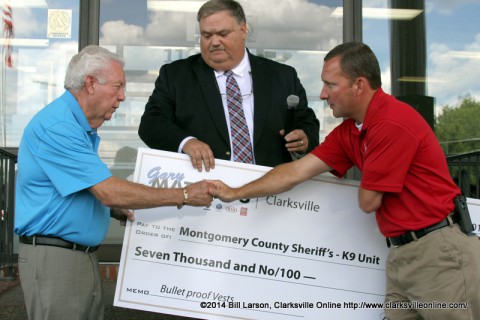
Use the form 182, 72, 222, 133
284, 95, 299, 135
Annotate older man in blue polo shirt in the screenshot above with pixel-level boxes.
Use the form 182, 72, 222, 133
14, 45, 214, 320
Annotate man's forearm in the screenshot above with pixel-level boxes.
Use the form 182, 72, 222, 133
219, 154, 329, 202
90, 177, 184, 209
230, 162, 303, 201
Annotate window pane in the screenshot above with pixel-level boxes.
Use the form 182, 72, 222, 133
98, 0, 343, 153
1, 0, 80, 147
98, 0, 342, 243
363, 0, 480, 155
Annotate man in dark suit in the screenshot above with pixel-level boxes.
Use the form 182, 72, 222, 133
139, 0, 319, 171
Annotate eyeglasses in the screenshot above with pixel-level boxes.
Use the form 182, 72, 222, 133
219, 88, 253, 102
216, 72, 253, 102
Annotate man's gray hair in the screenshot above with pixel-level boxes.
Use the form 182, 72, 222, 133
197, 0, 246, 24
64, 45, 124, 92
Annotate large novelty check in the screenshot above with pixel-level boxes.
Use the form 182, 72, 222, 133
114, 148, 480, 320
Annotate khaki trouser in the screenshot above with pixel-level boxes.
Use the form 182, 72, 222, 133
18, 243, 104, 320
385, 224, 480, 320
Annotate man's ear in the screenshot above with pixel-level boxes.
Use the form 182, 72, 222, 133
240, 22, 248, 40
85, 75, 95, 94
353, 77, 367, 96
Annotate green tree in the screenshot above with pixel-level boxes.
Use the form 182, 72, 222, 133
435, 95, 480, 156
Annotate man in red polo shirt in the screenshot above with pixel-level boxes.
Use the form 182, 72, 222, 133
209, 42, 480, 319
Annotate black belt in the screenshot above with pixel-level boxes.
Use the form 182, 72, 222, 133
387, 212, 459, 247
20, 235, 99, 253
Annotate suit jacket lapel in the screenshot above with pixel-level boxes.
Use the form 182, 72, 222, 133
194, 59, 230, 145
250, 53, 272, 147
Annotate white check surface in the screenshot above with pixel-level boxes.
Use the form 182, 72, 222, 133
114, 148, 480, 319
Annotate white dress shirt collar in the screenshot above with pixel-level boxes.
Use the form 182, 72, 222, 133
214, 49, 251, 78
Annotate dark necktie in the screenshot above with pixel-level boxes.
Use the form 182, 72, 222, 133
225, 70, 253, 163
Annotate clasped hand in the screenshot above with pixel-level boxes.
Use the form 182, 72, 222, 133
183, 180, 216, 207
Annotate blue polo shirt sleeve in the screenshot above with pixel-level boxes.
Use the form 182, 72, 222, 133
35, 121, 111, 197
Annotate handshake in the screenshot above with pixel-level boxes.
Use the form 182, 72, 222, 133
179, 179, 239, 208
110, 179, 239, 225
178, 157, 290, 209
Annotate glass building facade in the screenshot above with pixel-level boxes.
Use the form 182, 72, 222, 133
2, 0, 479, 255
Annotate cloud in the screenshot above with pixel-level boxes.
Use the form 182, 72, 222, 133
364, 0, 476, 14
100, 20, 146, 45
14, 42, 78, 114
144, 11, 198, 45
98, 0, 342, 50
426, 0, 477, 14
427, 34, 480, 108
242, 0, 342, 50
96, 0, 343, 85
8, 7, 44, 38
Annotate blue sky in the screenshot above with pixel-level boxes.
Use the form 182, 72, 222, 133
362, 0, 480, 108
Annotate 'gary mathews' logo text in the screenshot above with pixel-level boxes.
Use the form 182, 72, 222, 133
147, 166, 189, 188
